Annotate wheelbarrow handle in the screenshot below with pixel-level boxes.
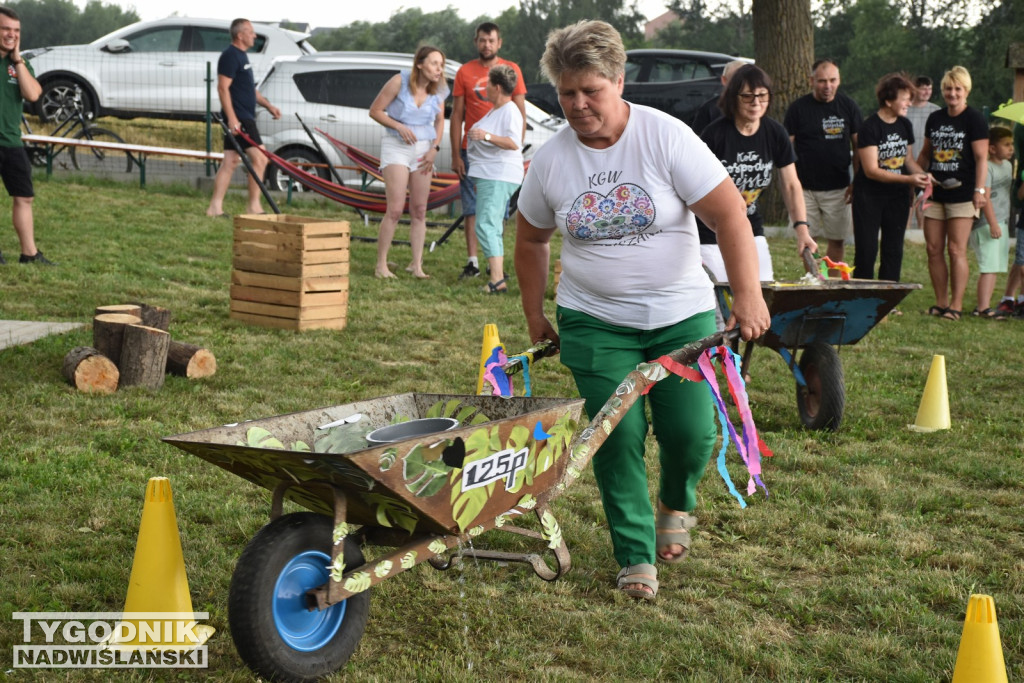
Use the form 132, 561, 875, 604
539, 328, 738, 506
802, 247, 826, 281
502, 339, 559, 377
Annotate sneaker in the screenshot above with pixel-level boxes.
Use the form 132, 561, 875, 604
19, 250, 55, 265
0, 250, 5, 265
995, 300, 1015, 318
1015, 301, 1024, 319
459, 262, 480, 279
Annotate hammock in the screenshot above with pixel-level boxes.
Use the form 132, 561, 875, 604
241, 132, 461, 213
317, 129, 460, 192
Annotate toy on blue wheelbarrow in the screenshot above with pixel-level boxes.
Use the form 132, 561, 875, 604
163, 330, 754, 682
714, 248, 921, 431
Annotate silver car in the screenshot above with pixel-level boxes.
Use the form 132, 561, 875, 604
254, 52, 566, 192
23, 17, 315, 122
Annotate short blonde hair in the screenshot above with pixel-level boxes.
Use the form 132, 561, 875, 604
489, 64, 518, 95
940, 65, 972, 94
540, 20, 626, 86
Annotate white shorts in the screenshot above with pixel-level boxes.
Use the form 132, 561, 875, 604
379, 135, 432, 171
701, 235, 774, 283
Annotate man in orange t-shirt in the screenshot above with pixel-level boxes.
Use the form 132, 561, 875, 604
450, 21, 527, 279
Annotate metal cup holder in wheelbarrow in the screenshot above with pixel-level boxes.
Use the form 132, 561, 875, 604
712, 248, 921, 431
163, 333, 732, 682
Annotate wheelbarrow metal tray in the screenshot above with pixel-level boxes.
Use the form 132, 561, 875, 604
164, 393, 585, 536
760, 281, 920, 348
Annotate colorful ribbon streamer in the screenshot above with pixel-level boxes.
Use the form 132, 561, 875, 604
652, 345, 771, 508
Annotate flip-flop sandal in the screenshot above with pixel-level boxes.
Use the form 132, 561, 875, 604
941, 309, 962, 321
616, 563, 658, 602
655, 510, 697, 564
926, 305, 947, 317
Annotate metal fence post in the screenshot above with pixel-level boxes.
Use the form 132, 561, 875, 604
205, 62, 214, 176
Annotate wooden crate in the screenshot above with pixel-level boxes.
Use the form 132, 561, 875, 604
230, 214, 349, 331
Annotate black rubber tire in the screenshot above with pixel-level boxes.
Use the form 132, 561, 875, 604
228, 512, 370, 683
796, 342, 845, 431
39, 77, 95, 123
265, 146, 329, 193
70, 128, 133, 174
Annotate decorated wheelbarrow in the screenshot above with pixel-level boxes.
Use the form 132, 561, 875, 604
714, 250, 921, 431
163, 332, 747, 682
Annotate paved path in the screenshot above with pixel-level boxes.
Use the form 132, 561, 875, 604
0, 320, 84, 352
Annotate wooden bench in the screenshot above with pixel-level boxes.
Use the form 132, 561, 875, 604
22, 134, 224, 188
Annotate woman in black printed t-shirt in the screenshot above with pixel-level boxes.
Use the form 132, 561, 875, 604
852, 73, 932, 283
915, 66, 989, 321
698, 64, 817, 283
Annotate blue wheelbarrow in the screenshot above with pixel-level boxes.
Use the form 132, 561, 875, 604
714, 250, 921, 431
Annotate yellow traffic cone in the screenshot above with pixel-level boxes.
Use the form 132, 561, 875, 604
952, 594, 1007, 683
108, 477, 214, 649
477, 323, 504, 394
907, 354, 950, 432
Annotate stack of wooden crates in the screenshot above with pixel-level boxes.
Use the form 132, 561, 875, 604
230, 214, 349, 331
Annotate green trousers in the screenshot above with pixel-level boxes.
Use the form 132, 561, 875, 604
557, 306, 716, 568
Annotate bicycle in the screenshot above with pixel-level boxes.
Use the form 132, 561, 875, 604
23, 86, 133, 174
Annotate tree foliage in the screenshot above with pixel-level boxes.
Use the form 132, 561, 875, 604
658, 0, 753, 57
12, 0, 138, 49
312, 0, 647, 83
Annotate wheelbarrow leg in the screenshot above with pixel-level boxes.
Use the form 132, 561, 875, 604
427, 504, 571, 581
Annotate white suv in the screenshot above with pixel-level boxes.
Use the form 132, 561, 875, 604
23, 18, 315, 122
254, 52, 566, 192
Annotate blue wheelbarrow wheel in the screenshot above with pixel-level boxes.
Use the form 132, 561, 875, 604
229, 512, 369, 682
796, 342, 845, 431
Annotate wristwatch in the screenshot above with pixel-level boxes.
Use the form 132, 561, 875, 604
975, 187, 986, 195
484, 133, 492, 142
433, 144, 440, 152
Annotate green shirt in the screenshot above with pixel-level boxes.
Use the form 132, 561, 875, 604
0, 55, 34, 147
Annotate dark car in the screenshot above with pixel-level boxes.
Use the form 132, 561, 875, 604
526, 48, 749, 127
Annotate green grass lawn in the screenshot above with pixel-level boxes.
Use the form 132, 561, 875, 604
0, 176, 1021, 681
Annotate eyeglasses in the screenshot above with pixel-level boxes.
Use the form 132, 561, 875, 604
738, 92, 771, 103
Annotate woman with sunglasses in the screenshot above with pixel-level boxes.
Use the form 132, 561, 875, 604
698, 64, 817, 283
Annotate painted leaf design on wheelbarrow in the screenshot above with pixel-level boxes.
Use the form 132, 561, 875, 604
400, 551, 417, 569
373, 560, 393, 578
364, 493, 418, 535
424, 398, 491, 425
332, 522, 354, 545
329, 556, 346, 583
540, 509, 562, 550
343, 571, 372, 594
449, 425, 500, 531
532, 415, 578, 478
402, 443, 455, 497
238, 426, 309, 451
503, 424, 534, 494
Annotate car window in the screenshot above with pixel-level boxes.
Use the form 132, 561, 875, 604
624, 58, 643, 84
123, 27, 185, 52
293, 69, 395, 109
647, 56, 712, 83
186, 27, 268, 54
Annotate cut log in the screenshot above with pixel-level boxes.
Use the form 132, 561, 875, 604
62, 346, 119, 394
137, 303, 171, 331
93, 313, 142, 367
95, 304, 141, 319
119, 324, 171, 389
166, 341, 217, 379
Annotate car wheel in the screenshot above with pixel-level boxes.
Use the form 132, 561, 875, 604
266, 147, 330, 193
39, 78, 96, 123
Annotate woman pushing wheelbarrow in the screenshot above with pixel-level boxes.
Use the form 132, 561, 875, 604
514, 20, 771, 601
